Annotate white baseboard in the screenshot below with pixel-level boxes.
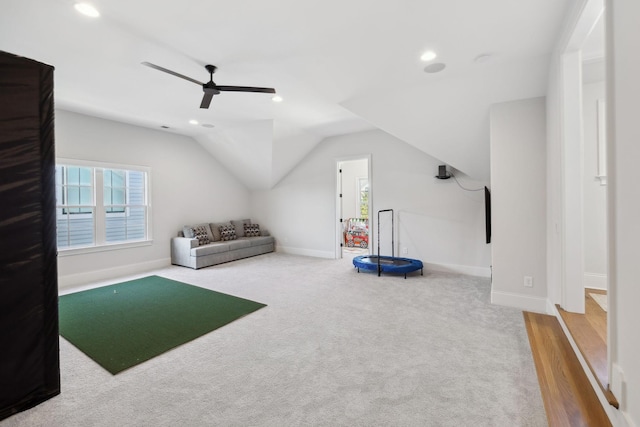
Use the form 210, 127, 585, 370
584, 272, 608, 290
58, 258, 171, 291
276, 245, 335, 259
491, 290, 548, 313
424, 262, 492, 278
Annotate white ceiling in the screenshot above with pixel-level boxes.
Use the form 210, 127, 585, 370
1, 0, 571, 189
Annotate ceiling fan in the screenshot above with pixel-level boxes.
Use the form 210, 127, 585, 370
142, 62, 276, 109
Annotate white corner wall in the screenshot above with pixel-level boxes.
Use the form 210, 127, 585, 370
251, 129, 491, 275
490, 97, 548, 312
606, 0, 640, 423
55, 110, 251, 289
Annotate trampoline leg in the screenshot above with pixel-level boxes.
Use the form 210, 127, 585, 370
404, 273, 407, 279
357, 267, 360, 273
421, 268, 423, 276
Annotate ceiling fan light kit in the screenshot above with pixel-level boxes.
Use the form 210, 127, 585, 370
142, 62, 276, 109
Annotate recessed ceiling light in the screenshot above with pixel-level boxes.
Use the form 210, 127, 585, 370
424, 63, 446, 73
189, 119, 199, 125
272, 95, 283, 103
74, 2, 100, 17
420, 50, 437, 62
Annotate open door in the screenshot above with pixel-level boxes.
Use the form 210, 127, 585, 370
336, 156, 371, 259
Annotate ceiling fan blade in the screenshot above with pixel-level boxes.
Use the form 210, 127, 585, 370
217, 86, 276, 94
200, 91, 214, 109
141, 62, 203, 86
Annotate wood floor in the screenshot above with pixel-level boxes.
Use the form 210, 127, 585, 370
524, 311, 612, 426
557, 289, 618, 408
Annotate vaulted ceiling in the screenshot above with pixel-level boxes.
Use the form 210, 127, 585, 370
1, 0, 571, 189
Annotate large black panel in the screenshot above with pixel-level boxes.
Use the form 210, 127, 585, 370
0, 51, 60, 420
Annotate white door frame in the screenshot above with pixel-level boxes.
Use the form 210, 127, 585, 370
335, 155, 372, 259
560, 0, 604, 313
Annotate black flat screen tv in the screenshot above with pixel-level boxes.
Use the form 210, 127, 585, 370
484, 186, 491, 244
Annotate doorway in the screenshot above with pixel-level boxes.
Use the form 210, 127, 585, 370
336, 156, 371, 259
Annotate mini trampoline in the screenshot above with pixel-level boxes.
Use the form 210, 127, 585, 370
352, 209, 424, 279
353, 255, 423, 279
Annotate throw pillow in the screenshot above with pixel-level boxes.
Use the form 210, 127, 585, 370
231, 219, 251, 238
244, 223, 261, 237
192, 225, 210, 246
219, 224, 237, 241
211, 222, 230, 241
183, 224, 213, 242
183, 226, 195, 238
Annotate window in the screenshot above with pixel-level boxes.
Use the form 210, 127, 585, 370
55, 160, 151, 251
357, 177, 369, 219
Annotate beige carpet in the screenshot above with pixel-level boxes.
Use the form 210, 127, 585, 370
590, 293, 608, 312
4, 253, 546, 426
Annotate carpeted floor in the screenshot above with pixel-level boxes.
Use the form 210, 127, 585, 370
3, 253, 546, 426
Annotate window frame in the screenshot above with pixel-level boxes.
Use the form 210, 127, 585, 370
56, 158, 153, 256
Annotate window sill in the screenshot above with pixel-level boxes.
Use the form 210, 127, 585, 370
58, 239, 153, 257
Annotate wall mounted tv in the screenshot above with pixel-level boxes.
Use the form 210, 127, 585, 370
484, 186, 491, 244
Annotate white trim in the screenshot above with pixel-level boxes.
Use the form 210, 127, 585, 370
58, 257, 171, 290
491, 290, 549, 313
584, 272, 608, 290
57, 157, 151, 171
561, 48, 587, 314
424, 262, 491, 278
276, 245, 334, 259
334, 155, 372, 259
57, 239, 153, 257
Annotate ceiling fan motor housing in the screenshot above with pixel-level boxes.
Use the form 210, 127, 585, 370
203, 82, 220, 95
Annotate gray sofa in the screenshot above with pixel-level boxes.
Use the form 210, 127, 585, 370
171, 219, 275, 269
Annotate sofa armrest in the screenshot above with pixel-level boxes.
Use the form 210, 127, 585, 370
171, 237, 198, 267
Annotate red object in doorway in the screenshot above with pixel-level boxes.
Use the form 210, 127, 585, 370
344, 218, 369, 248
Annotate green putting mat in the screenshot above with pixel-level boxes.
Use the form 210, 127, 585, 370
58, 275, 266, 374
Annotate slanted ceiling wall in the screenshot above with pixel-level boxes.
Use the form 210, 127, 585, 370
252, 129, 492, 275
55, 110, 251, 289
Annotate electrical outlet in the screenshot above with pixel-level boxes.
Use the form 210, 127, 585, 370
524, 276, 533, 287
402, 247, 408, 254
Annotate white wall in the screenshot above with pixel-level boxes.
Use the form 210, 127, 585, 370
490, 97, 548, 312
251, 129, 491, 275
607, 0, 640, 423
55, 110, 251, 288
581, 79, 608, 288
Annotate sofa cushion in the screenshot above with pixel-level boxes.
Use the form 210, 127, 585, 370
231, 219, 251, 237
219, 224, 237, 241
228, 238, 253, 250
190, 242, 230, 257
244, 223, 261, 237
245, 235, 275, 247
